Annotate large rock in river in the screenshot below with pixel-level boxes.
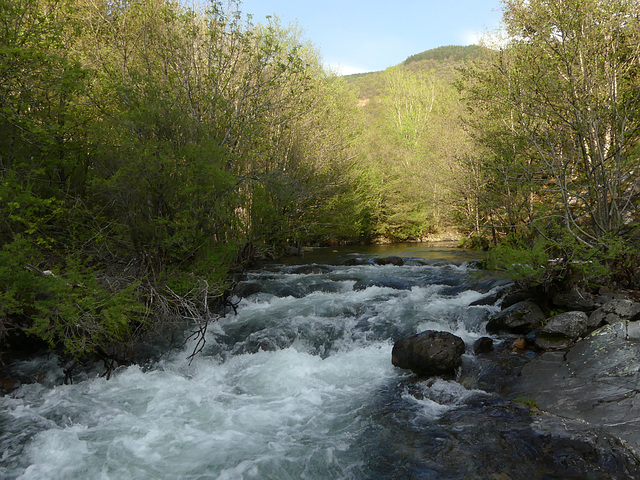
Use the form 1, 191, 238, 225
552, 289, 595, 311
486, 300, 546, 334
392, 330, 465, 377
374, 256, 404, 266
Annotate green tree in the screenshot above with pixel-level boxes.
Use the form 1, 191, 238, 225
463, 0, 640, 248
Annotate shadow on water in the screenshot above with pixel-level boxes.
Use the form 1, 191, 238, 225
276, 241, 483, 266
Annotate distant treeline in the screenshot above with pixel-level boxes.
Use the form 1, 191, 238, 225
403, 45, 486, 65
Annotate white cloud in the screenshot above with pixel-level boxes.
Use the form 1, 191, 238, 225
324, 61, 370, 76
460, 29, 485, 46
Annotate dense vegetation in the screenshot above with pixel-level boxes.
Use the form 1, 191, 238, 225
0, 0, 366, 361
345, 45, 484, 241
458, 0, 640, 293
1, 0, 639, 362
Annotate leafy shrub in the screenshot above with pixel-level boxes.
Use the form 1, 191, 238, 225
0, 240, 147, 358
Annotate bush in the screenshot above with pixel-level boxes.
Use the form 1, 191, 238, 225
483, 228, 640, 292
0, 240, 147, 358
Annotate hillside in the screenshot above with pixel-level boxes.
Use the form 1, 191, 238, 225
344, 45, 489, 99
336, 45, 489, 243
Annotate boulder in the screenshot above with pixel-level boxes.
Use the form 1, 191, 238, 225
540, 311, 589, 339
291, 264, 332, 275
587, 299, 640, 329
473, 336, 494, 354
501, 291, 530, 309
342, 257, 368, 266
392, 330, 465, 377
533, 334, 574, 350
469, 292, 500, 307
353, 278, 412, 291
533, 311, 589, 350
486, 301, 546, 334
515, 322, 640, 451
373, 256, 404, 266
594, 292, 628, 306
552, 290, 595, 311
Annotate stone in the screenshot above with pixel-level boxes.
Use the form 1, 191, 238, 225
353, 279, 412, 291
587, 299, 640, 329
473, 337, 494, 354
540, 311, 589, 339
486, 301, 546, 334
501, 291, 530, 309
533, 334, 574, 350
594, 292, 628, 306
373, 256, 404, 266
552, 290, 595, 311
515, 323, 640, 451
342, 257, 368, 266
392, 330, 465, 377
470, 293, 500, 307
291, 265, 332, 275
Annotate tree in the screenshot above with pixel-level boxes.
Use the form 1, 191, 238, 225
463, 0, 640, 249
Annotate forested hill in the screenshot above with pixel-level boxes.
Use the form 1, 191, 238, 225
403, 45, 486, 66
343, 45, 488, 98
337, 44, 490, 245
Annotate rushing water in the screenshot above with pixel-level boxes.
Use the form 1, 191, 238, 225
1, 244, 638, 479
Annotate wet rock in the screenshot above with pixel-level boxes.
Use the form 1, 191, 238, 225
552, 289, 595, 311
438, 397, 640, 480
588, 299, 640, 329
594, 292, 628, 306
533, 334, 574, 350
515, 322, 640, 451
233, 281, 263, 298
283, 245, 303, 257
486, 301, 546, 334
373, 256, 404, 266
353, 279, 413, 291
469, 292, 500, 306
501, 291, 530, 309
291, 264, 332, 275
540, 311, 589, 339
342, 257, 369, 266
533, 312, 589, 351
473, 336, 494, 354
392, 330, 465, 377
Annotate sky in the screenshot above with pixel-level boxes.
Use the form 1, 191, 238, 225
238, 0, 505, 74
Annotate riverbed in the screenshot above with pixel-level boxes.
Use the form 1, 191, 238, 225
1, 243, 638, 479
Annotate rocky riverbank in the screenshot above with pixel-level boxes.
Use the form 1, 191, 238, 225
393, 282, 640, 458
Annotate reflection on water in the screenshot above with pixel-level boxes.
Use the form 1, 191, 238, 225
277, 241, 482, 265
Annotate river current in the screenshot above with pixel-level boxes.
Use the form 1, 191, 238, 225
1, 244, 638, 479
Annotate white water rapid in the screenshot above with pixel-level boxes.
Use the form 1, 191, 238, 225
4, 246, 636, 479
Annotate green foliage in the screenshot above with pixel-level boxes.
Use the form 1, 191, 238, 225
403, 45, 487, 65
28, 259, 147, 357
484, 236, 552, 285
483, 223, 640, 291
460, 0, 640, 251
347, 58, 473, 241
0, 239, 146, 358
0, 0, 371, 360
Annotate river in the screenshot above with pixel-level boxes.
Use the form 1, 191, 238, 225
1, 243, 638, 479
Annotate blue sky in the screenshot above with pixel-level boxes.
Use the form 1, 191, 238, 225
238, 0, 505, 74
